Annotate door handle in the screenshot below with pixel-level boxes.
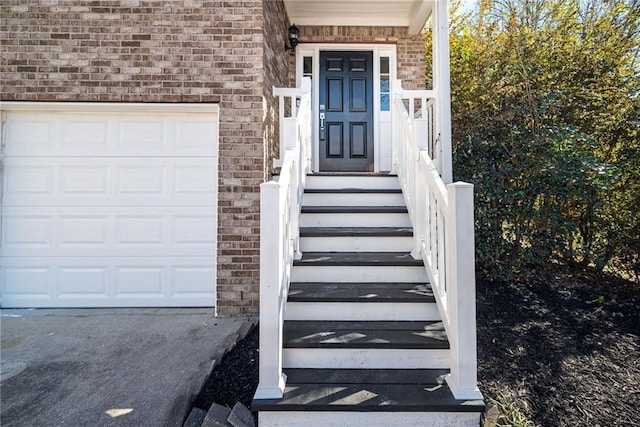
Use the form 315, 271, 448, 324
319, 113, 325, 130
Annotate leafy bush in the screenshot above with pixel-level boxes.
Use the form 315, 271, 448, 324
434, 0, 640, 282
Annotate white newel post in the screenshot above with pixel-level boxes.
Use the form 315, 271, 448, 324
255, 181, 286, 399
445, 182, 482, 400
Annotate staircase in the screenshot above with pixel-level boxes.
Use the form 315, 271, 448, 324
252, 174, 484, 426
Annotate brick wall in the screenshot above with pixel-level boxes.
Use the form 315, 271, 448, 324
0, 0, 266, 317
262, 0, 292, 178
299, 26, 427, 90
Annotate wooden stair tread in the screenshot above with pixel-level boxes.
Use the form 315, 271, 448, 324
300, 227, 413, 237
283, 320, 449, 349
284, 368, 448, 385
301, 206, 408, 214
294, 252, 423, 266
305, 188, 402, 194
308, 173, 397, 177
288, 282, 434, 303
252, 369, 484, 413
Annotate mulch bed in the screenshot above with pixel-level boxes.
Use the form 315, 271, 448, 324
192, 326, 258, 410
477, 270, 640, 426
192, 269, 640, 426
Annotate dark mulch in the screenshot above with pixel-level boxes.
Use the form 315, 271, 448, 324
192, 326, 258, 410
191, 269, 640, 426
477, 270, 640, 426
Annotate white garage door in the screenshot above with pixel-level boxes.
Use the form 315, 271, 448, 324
0, 103, 219, 308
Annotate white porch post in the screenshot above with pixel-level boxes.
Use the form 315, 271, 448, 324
445, 182, 482, 400
433, 0, 453, 184
254, 182, 286, 400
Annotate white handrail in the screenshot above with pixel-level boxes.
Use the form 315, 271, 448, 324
392, 80, 482, 400
254, 78, 311, 400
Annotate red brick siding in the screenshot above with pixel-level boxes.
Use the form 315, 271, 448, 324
298, 26, 426, 90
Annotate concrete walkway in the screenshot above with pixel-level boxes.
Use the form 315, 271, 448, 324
0, 308, 256, 427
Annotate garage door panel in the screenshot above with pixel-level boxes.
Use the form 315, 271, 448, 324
4, 165, 54, 194
173, 216, 217, 245
1, 208, 217, 257
174, 166, 218, 194
59, 267, 108, 296
1, 257, 216, 307
172, 266, 217, 294
4, 115, 58, 155
60, 216, 109, 246
115, 267, 164, 296
3, 158, 218, 207
5, 112, 218, 157
2, 267, 51, 297
3, 216, 52, 247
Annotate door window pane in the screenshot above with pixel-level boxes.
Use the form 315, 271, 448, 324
380, 57, 390, 111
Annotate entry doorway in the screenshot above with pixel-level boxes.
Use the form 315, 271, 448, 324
318, 51, 374, 172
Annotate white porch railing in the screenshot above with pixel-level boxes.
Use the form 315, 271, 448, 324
254, 78, 311, 400
392, 80, 482, 400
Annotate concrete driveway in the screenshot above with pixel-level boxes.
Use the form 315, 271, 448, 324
0, 308, 256, 427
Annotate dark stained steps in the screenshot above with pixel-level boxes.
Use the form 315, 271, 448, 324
299, 227, 413, 237
301, 206, 408, 214
252, 368, 485, 413
284, 320, 449, 349
288, 282, 435, 303
293, 251, 424, 266
304, 188, 403, 194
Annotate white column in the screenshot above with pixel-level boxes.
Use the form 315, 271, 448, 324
445, 182, 482, 400
433, 0, 453, 184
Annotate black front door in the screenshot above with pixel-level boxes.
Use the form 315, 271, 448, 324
319, 51, 374, 172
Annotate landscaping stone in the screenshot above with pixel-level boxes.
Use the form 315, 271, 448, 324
202, 403, 232, 427
228, 402, 255, 427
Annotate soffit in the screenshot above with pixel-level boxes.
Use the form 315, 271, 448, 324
282, 0, 433, 34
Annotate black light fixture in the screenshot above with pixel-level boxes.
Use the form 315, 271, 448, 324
285, 24, 300, 52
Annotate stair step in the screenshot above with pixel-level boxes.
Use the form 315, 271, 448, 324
308, 173, 398, 176
300, 228, 413, 252
253, 369, 484, 414
305, 174, 400, 190
253, 369, 484, 426
305, 188, 403, 194
284, 368, 448, 385
286, 282, 439, 321
292, 252, 426, 282
288, 282, 434, 303
291, 265, 427, 283
301, 206, 408, 214
300, 227, 412, 237
302, 190, 405, 207
283, 320, 448, 349
293, 252, 423, 267
286, 302, 440, 322
300, 206, 411, 228
283, 347, 449, 369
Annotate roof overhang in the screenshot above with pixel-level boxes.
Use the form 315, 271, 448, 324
283, 0, 433, 35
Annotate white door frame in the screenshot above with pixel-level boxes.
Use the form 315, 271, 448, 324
295, 44, 397, 173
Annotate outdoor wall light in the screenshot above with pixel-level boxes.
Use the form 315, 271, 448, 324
285, 24, 300, 52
